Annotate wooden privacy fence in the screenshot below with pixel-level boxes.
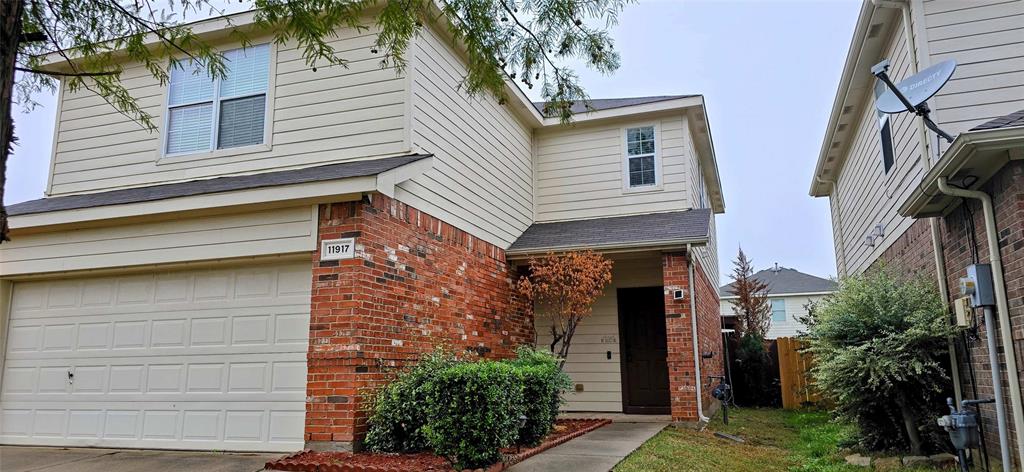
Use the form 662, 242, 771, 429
777, 337, 822, 409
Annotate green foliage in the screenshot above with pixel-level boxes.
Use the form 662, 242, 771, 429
730, 332, 780, 407
15, 0, 630, 124
364, 348, 459, 453
806, 269, 957, 453
365, 347, 571, 469
422, 361, 525, 470
505, 347, 571, 446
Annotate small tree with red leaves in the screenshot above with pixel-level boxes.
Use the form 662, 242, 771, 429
517, 251, 613, 369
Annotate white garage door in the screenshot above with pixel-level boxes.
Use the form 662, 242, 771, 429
0, 262, 311, 452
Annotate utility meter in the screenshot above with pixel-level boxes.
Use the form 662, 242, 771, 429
960, 264, 995, 308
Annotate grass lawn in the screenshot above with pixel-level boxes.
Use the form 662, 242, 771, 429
613, 408, 948, 472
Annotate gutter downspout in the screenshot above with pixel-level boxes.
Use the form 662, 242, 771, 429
883, 0, 963, 406
937, 177, 1024, 470
686, 243, 710, 423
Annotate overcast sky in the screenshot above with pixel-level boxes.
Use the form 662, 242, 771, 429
7, 0, 859, 285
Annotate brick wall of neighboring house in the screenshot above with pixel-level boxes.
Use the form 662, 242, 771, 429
305, 193, 534, 450
663, 251, 724, 422
871, 161, 1023, 464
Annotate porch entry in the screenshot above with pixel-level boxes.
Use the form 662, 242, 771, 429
617, 286, 671, 414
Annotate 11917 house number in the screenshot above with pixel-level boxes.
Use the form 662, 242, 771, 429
320, 238, 356, 261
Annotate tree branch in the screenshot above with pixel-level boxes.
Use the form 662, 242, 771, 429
15, 66, 118, 77
19, 31, 46, 43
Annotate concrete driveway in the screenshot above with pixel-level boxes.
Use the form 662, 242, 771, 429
0, 446, 282, 472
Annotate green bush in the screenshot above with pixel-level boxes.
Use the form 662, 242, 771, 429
422, 361, 526, 469
805, 269, 957, 455
364, 349, 460, 453
504, 347, 571, 446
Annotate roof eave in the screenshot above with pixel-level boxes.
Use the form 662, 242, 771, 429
505, 236, 708, 260
8, 156, 434, 231
809, 0, 885, 198
899, 126, 1024, 218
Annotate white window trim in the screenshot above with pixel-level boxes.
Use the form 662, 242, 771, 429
620, 122, 663, 194
155, 41, 277, 165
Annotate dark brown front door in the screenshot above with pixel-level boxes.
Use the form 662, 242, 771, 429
618, 287, 671, 414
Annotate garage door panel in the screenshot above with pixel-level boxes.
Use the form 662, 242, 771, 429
1, 262, 311, 452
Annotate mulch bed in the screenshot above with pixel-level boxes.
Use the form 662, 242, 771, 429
265, 418, 611, 472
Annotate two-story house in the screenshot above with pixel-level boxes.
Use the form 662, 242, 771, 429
719, 265, 836, 339
0, 11, 726, 453
809, 0, 1024, 466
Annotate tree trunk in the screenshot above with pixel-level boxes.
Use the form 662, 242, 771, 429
896, 392, 924, 456
0, 0, 26, 243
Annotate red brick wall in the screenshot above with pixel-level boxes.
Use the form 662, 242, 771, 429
663, 251, 724, 422
872, 161, 1023, 463
305, 193, 533, 449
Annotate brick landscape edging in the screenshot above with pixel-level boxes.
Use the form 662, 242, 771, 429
265, 418, 612, 472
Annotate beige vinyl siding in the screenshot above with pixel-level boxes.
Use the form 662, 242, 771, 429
685, 124, 719, 286
921, 0, 1024, 136
401, 26, 534, 248
535, 254, 663, 412
833, 15, 927, 275
720, 293, 828, 339
0, 206, 317, 276
49, 26, 409, 196
534, 113, 691, 223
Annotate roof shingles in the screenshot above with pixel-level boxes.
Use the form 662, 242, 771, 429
719, 267, 836, 297
8, 154, 430, 216
970, 109, 1024, 131
532, 95, 699, 116
508, 209, 711, 254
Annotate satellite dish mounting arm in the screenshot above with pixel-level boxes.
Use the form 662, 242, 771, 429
871, 60, 955, 144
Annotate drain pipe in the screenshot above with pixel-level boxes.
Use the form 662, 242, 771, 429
937, 177, 1024, 470
685, 244, 710, 423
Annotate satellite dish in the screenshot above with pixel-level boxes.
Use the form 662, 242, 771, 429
874, 59, 956, 114
871, 58, 957, 143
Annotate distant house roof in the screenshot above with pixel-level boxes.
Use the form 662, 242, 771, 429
532, 95, 700, 115
507, 208, 712, 255
8, 154, 431, 216
719, 267, 836, 297
971, 109, 1024, 131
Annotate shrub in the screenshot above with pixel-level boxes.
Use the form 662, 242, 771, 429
422, 361, 525, 469
364, 349, 460, 453
805, 269, 956, 455
504, 347, 571, 446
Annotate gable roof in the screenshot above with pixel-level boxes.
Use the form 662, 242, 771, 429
719, 267, 837, 297
507, 208, 712, 256
8, 154, 430, 216
532, 95, 700, 115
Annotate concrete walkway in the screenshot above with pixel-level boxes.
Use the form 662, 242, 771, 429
0, 446, 278, 472
507, 422, 667, 472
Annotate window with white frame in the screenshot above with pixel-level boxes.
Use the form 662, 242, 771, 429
873, 81, 895, 173
771, 298, 786, 322
625, 126, 658, 188
165, 43, 270, 156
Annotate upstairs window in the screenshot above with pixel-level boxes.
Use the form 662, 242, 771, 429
771, 298, 786, 322
874, 81, 895, 173
624, 125, 658, 189
165, 43, 270, 156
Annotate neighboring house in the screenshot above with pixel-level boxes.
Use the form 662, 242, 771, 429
718, 265, 836, 339
0, 11, 726, 453
809, 0, 1024, 465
